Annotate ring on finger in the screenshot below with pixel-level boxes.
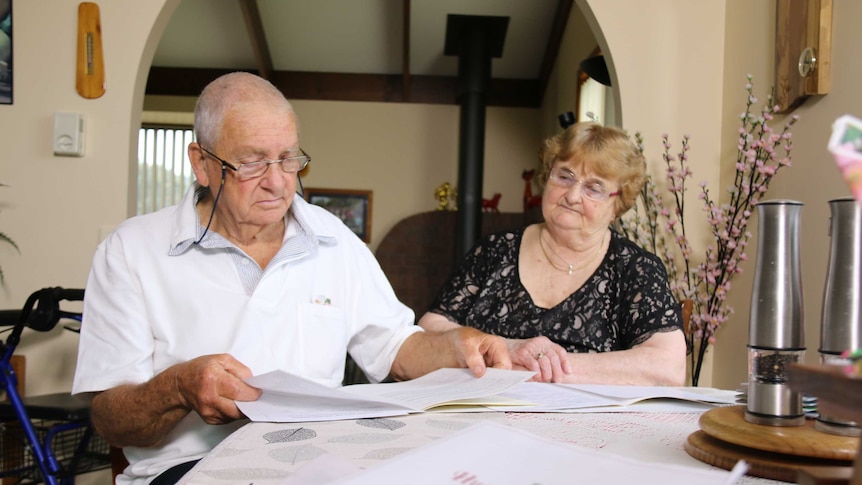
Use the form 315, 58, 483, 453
535, 352, 544, 359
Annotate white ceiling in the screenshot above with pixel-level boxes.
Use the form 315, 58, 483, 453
147, 0, 571, 106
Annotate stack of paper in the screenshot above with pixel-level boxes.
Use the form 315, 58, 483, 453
237, 368, 740, 422
237, 368, 536, 422
490, 382, 739, 413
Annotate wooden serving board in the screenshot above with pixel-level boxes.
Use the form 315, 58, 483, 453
76, 2, 105, 99
685, 430, 853, 483
698, 405, 857, 461
787, 364, 862, 485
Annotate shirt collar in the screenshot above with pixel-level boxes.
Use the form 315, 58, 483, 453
168, 184, 337, 255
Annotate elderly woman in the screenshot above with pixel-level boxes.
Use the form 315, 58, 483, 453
418, 122, 686, 385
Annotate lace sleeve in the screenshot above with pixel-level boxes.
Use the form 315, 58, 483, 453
426, 232, 514, 323
619, 249, 683, 348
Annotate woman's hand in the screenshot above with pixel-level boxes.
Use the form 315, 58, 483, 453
506, 336, 572, 383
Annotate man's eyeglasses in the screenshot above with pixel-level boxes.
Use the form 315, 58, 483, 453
547, 166, 620, 202
200, 146, 311, 180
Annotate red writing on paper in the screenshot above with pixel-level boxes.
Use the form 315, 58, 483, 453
452, 471, 488, 485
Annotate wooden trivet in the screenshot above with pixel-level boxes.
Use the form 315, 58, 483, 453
698, 405, 857, 460
685, 429, 853, 483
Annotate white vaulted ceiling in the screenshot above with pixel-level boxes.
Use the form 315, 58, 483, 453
146, 0, 573, 107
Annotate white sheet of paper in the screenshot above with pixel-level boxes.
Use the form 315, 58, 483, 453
238, 371, 417, 422
490, 382, 739, 413
568, 384, 739, 404
332, 421, 737, 485
237, 368, 536, 422
342, 368, 536, 409
282, 453, 363, 485
564, 399, 719, 413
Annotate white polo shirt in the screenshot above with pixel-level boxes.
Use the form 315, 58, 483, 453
72, 185, 420, 484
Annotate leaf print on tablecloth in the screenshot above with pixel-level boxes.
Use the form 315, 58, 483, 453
355, 418, 406, 431
213, 446, 252, 458
201, 467, 291, 481
425, 419, 474, 431
328, 433, 404, 444
263, 427, 317, 443
268, 444, 327, 465
363, 447, 413, 460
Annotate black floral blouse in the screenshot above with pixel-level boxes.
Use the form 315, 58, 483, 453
427, 228, 682, 353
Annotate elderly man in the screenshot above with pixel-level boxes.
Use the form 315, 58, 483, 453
72, 72, 510, 485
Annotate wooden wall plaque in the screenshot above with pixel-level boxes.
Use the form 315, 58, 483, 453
774, 0, 831, 113
76, 2, 106, 99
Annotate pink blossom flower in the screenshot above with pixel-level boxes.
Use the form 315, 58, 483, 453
618, 76, 796, 386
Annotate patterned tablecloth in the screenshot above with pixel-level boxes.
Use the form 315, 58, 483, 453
180, 411, 785, 484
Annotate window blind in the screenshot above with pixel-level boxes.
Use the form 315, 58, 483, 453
137, 126, 195, 214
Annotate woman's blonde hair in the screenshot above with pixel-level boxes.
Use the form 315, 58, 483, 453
538, 122, 645, 215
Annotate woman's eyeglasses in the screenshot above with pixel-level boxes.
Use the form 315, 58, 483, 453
547, 167, 620, 202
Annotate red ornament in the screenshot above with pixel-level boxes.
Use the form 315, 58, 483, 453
522, 170, 542, 211
482, 193, 501, 212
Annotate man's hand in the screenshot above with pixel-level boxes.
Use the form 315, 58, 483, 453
91, 353, 263, 448
391, 327, 512, 381
506, 336, 571, 383
445, 327, 512, 377
173, 354, 263, 425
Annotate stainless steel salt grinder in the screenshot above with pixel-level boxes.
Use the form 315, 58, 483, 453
745, 200, 805, 426
817, 197, 862, 436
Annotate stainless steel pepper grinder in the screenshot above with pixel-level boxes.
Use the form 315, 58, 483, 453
817, 197, 862, 436
745, 200, 805, 426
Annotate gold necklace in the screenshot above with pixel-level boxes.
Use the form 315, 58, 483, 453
538, 227, 575, 275
538, 227, 606, 276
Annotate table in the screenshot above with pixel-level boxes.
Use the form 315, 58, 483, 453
180, 411, 784, 484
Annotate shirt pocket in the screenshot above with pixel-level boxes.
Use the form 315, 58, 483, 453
296, 302, 349, 384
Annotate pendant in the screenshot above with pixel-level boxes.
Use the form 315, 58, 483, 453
567, 264, 574, 275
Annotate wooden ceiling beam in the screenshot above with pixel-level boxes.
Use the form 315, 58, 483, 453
537, 0, 573, 103
145, 67, 540, 107
238, 0, 274, 80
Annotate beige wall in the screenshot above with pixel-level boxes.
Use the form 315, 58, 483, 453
714, 0, 862, 389
290, 100, 541, 246
0, 1, 176, 396
2, 0, 860, 399
574, 0, 727, 386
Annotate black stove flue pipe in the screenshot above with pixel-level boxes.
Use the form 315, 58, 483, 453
444, 14, 509, 262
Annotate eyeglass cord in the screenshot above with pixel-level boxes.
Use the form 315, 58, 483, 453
193, 166, 226, 245
193, 168, 305, 246
297, 172, 305, 199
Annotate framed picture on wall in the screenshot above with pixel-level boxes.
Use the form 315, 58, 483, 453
304, 188, 373, 243
0, 0, 12, 105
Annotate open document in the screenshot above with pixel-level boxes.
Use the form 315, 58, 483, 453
488, 382, 739, 413
236, 368, 537, 422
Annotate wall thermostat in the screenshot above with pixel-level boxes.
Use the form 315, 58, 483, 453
53, 112, 86, 157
